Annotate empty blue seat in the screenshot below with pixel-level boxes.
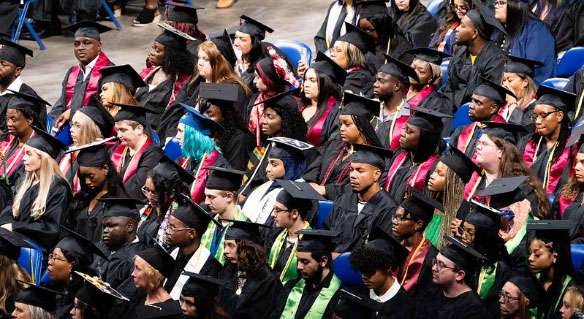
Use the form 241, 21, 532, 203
317, 200, 334, 229
451, 103, 471, 133
440, 60, 449, 90
273, 40, 312, 69
17, 240, 43, 284
333, 252, 363, 285
557, 47, 584, 77
426, 0, 443, 16
572, 244, 584, 273
54, 124, 73, 146
164, 137, 182, 161
540, 78, 570, 90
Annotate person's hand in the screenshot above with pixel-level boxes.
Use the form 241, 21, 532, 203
309, 182, 326, 196
450, 218, 462, 236
1, 223, 12, 231
297, 59, 308, 80
54, 109, 71, 131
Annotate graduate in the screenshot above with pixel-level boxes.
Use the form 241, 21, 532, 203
440, 4, 505, 110
217, 220, 283, 319
373, 54, 416, 151
163, 198, 222, 300
385, 106, 449, 203
97, 64, 146, 117
450, 78, 511, 159
267, 180, 325, 283
179, 272, 224, 319
0, 228, 33, 317
390, 0, 437, 48
498, 271, 547, 319
313, 0, 356, 53
272, 229, 341, 319
50, 21, 113, 131
71, 271, 127, 319
0, 39, 44, 133
565, 67, 584, 123
499, 55, 542, 128
12, 283, 59, 319
110, 103, 164, 200
323, 144, 395, 253
201, 166, 248, 265
392, 187, 443, 296
349, 227, 414, 319
518, 86, 576, 196
414, 235, 488, 319
405, 48, 451, 115
332, 288, 380, 319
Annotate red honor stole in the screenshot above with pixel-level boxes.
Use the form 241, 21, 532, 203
456, 116, 506, 158
183, 150, 219, 203
65, 52, 111, 110
384, 152, 439, 193
59, 152, 81, 194
464, 171, 484, 200
302, 97, 337, 148
111, 136, 152, 183
0, 133, 33, 179
396, 235, 433, 295
523, 137, 570, 194
407, 86, 435, 108
389, 115, 409, 151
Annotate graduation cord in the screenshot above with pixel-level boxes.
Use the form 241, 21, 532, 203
387, 100, 406, 148
576, 90, 584, 120
533, 136, 558, 191
462, 123, 478, 154
269, 222, 309, 282
320, 148, 349, 186
116, 134, 149, 176
240, 143, 271, 196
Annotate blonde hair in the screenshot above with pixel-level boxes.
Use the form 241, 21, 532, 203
140, 258, 165, 292
13, 146, 66, 219
428, 62, 443, 87
519, 76, 537, 109
566, 287, 584, 312
71, 111, 103, 146
103, 82, 139, 117
0, 256, 30, 312
336, 41, 367, 69
437, 166, 465, 249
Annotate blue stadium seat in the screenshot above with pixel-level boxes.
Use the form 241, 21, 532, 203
333, 252, 363, 285
45, 116, 54, 133
151, 131, 160, 145
39, 269, 52, 284
540, 78, 570, 90
439, 60, 449, 90
17, 240, 43, 284
557, 47, 584, 77
273, 40, 313, 69
426, 0, 443, 16
164, 137, 182, 161
572, 244, 584, 273
317, 200, 333, 229
11, 0, 45, 50
54, 124, 73, 146
451, 103, 471, 133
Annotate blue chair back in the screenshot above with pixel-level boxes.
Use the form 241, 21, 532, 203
164, 137, 182, 161
273, 40, 313, 69
151, 131, 160, 145
317, 200, 334, 228
426, 0, 443, 16
39, 269, 52, 284
451, 103, 471, 133
54, 124, 73, 146
572, 244, 584, 273
45, 116, 54, 133
17, 240, 43, 284
440, 60, 449, 90
333, 252, 363, 285
540, 78, 570, 90
557, 47, 584, 77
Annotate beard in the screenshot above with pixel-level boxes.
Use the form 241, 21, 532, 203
303, 265, 325, 287
0, 75, 14, 87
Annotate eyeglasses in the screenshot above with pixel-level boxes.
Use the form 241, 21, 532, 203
141, 186, 158, 199
432, 257, 458, 272
530, 110, 560, 122
392, 214, 417, 224
167, 225, 192, 233
48, 254, 67, 263
272, 207, 290, 214
498, 290, 520, 303
451, 3, 469, 13
459, 226, 475, 239
494, 0, 507, 7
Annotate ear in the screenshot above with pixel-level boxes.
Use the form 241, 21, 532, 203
496, 146, 503, 159
136, 124, 144, 135
291, 209, 300, 221
455, 269, 466, 282
471, 28, 479, 41
127, 220, 136, 233
320, 255, 329, 267
373, 168, 382, 182
414, 219, 424, 232
14, 67, 23, 78
557, 110, 564, 123
552, 251, 558, 264
102, 164, 109, 174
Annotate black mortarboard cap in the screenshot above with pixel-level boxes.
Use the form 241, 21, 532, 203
223, 219, 269, 245
0, 228, 33, 260
268, 136, 313, 161
508, 271, 547, 309
406, 105, 451, 134
99, 64, 147, 93
56, 226, 108, 261
296, 229, 339, 252
441, 235, 487, 272
210, 29, 237, 67
536, 85, 577, 113
0, 38, 33, 67
178, 103, 223, 135
569, 123, 584, 150
167, 2, 203, 24
135, 300, 182, 319
153, 156, 195, 185
198, 82, 239, 112
75, 142, 112, 168
379, 54, 419, 85
171, 199, 215, 234
366, 226, 409, 266
337, 22, 375, 53
205, 166, 245, 191
351, 143, 392, 169
79, 98, 115, 137
137, 242, 175, 277
181, 272, 223, 298
440, 146, 481, 183
334, 288, 381, 318
477, 176, 528, 209
63, 20, 112, 40
527, 220, 571, 244
275, 179, 325, 214
6, 89, 49, 115
15, 283, 59, 312
406, 47, 451, 66
98, 197, 143, 220
466, 200, 502, 232
341, 92, 379, 118
504, 55, 543, 78
465, 4, 506, 38
75, 271, 129, 314
473, 77, 516, 106
251, 88, 301, 109
311, 51, 347, 85
155, 23, 192, 50
400, 186, 444, 224
112, 103, 160, 126
26, 126, 67, 159
481, 121, 526, 145
356, 0, 389, 19
238, 15, 274, 40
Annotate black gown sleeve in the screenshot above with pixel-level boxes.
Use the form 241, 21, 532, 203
314, 2, 336, 53
123, 145, 164, 200
224, 130, 255, 171
399, 8, 438, 47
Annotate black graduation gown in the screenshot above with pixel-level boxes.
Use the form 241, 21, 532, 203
471, 260, 513, 319
386, 151, 439, 204
0, 83, 46, 132
450, 123, 480, 158
218, 266, 283, 319
375, 286, 415, 319
395, 5, 438, 48
133, 298, 182, 319
0, 133, 26, 187
414, 287, 487, 319
135, 78, 173, 131
136, 205, 161, 243
344, 68, 374, 98
75, 189, 128, 243
113, 142, 164, 201
0, 176, 71, 252
505, 105, 534, 132
314, 1, 349, 53
223, 128, 255, 171
440, 41, 505, 111
554, 192, 584, 242
53, 287, 76, 319
303, 139, 348, 200
565, 68, 584, 123
163, 249, 222, 292
273, 270, 341, 319
396, 242, 439, 298
94, 240, 141, 289
417, 90, 451, 115
322, 190, 396, 252
553, 1, 584, 53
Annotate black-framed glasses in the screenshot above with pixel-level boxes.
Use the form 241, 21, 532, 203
530, 110, 560, 122
392, 214, 417, 223
498, 290, 520, 303
451, 3, 469, 13
272, 207, 291, 215
431, 257, 458, 272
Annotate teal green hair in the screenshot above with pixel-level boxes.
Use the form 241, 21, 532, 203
181, 125, 219, 161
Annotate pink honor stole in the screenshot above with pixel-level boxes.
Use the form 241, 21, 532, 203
456, 116, 506, 158
65, 52, 111, 110
396, 235, 433, 295
389, 115, 409, 151
59, 152, 81, 194
0, 133, 32, 178
464, 171, 484, 200
407, 85, 435, 108
558, 195, 575, 219
523, 137, 570, 194
186, 150, 219, 203
302, 97, 337, 148
111, 136, 153, 183
384, 152, 439, 192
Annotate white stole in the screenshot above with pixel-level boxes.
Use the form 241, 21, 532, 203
168, 245, 211, 300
